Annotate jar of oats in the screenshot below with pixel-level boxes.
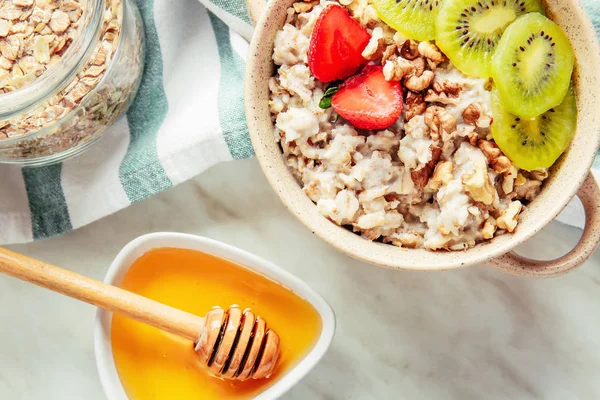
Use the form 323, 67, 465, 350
0, 0, 144, 165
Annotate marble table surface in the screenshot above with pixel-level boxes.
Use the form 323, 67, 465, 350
1, 158, 600, 400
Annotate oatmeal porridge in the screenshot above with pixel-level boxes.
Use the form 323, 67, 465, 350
268, 0, 576, 250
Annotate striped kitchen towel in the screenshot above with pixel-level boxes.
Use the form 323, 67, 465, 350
0, 0, 254, 244
0, 0, 598, 244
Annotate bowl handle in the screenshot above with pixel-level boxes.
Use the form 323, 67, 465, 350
245, 0, 266, 26
485, 173, 600, 278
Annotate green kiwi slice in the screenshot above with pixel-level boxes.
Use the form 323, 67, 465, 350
491, 12, 575, 119
373, 0, 441, 41
491, 86, 576, 171
436, 0, 544, 78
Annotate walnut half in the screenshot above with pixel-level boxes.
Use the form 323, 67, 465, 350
404, 70, 434, 91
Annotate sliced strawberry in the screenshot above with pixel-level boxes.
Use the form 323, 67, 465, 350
332, 65, 403, 131
308, 4, 371, 83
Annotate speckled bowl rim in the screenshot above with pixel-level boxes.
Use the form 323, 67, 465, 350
245, 0, 600, 271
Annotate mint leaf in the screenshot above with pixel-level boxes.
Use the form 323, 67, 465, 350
319, 86, 339, 109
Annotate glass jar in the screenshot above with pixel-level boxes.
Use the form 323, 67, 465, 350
0, 0, 144, 166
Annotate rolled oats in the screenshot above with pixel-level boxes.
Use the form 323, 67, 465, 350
0, 0, 143, 162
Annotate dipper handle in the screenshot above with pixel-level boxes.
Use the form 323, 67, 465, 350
0, 247, 204, 341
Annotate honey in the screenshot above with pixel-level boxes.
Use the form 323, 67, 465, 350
111, 248, 323, 399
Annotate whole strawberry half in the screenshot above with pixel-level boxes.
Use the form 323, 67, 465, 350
332, 65, 403, 131
308, 4, 371, 83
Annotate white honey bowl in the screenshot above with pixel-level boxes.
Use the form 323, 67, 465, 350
94, 232, 336, 400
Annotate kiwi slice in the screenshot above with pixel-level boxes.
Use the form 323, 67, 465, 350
373, 0, 441, 41
491, 86, 576, 171
436, 0, 544, 77
492, 12, 575, 119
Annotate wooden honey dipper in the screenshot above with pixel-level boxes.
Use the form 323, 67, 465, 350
0, 247, 280, 381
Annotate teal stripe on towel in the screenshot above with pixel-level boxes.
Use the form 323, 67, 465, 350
22, 165, 72, 240
207, 0, 252, 25
209, 12, 254, 160
119, 0, 172, 202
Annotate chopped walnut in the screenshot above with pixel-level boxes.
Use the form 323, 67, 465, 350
350, 2, 381, 28
432, 81, 462, 97
527, 169, 549, 181
424, 80, 462, 105
463, 157, 496, 205
462, 103, 493, 128
429, 161, 453, 190
361, 229, 381, 241
492, 156, 511, 174
477, 140, 509, 173
389, 232, 421, 248
400, 39, 419, 60
514, 180, 542, 201
411, 146, 442, 188
424, 106, 456, 143
497, 201, 522, 232
478, 140, 501, 159
381, 44, 397, 64
424, 90, 458, 105
417, 41, 445, 68
383, 57, 414, 81
404, 91, 426, 121
468, 130, 480, 146
293, 1, 318, 13
405, 70, 434, 91
482, 217, 497, 239
502, 165, 518, 194
411, 56, 426, 76
362, 27, 385, 60
515, 173, 527, 187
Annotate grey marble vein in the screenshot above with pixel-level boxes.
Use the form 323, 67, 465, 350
1, 159, 599, 400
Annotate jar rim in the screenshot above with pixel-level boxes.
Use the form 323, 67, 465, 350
0, 0, 105, 118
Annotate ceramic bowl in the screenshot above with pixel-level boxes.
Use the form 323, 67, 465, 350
94, 232, 336, 400
244, 0, 600, 278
